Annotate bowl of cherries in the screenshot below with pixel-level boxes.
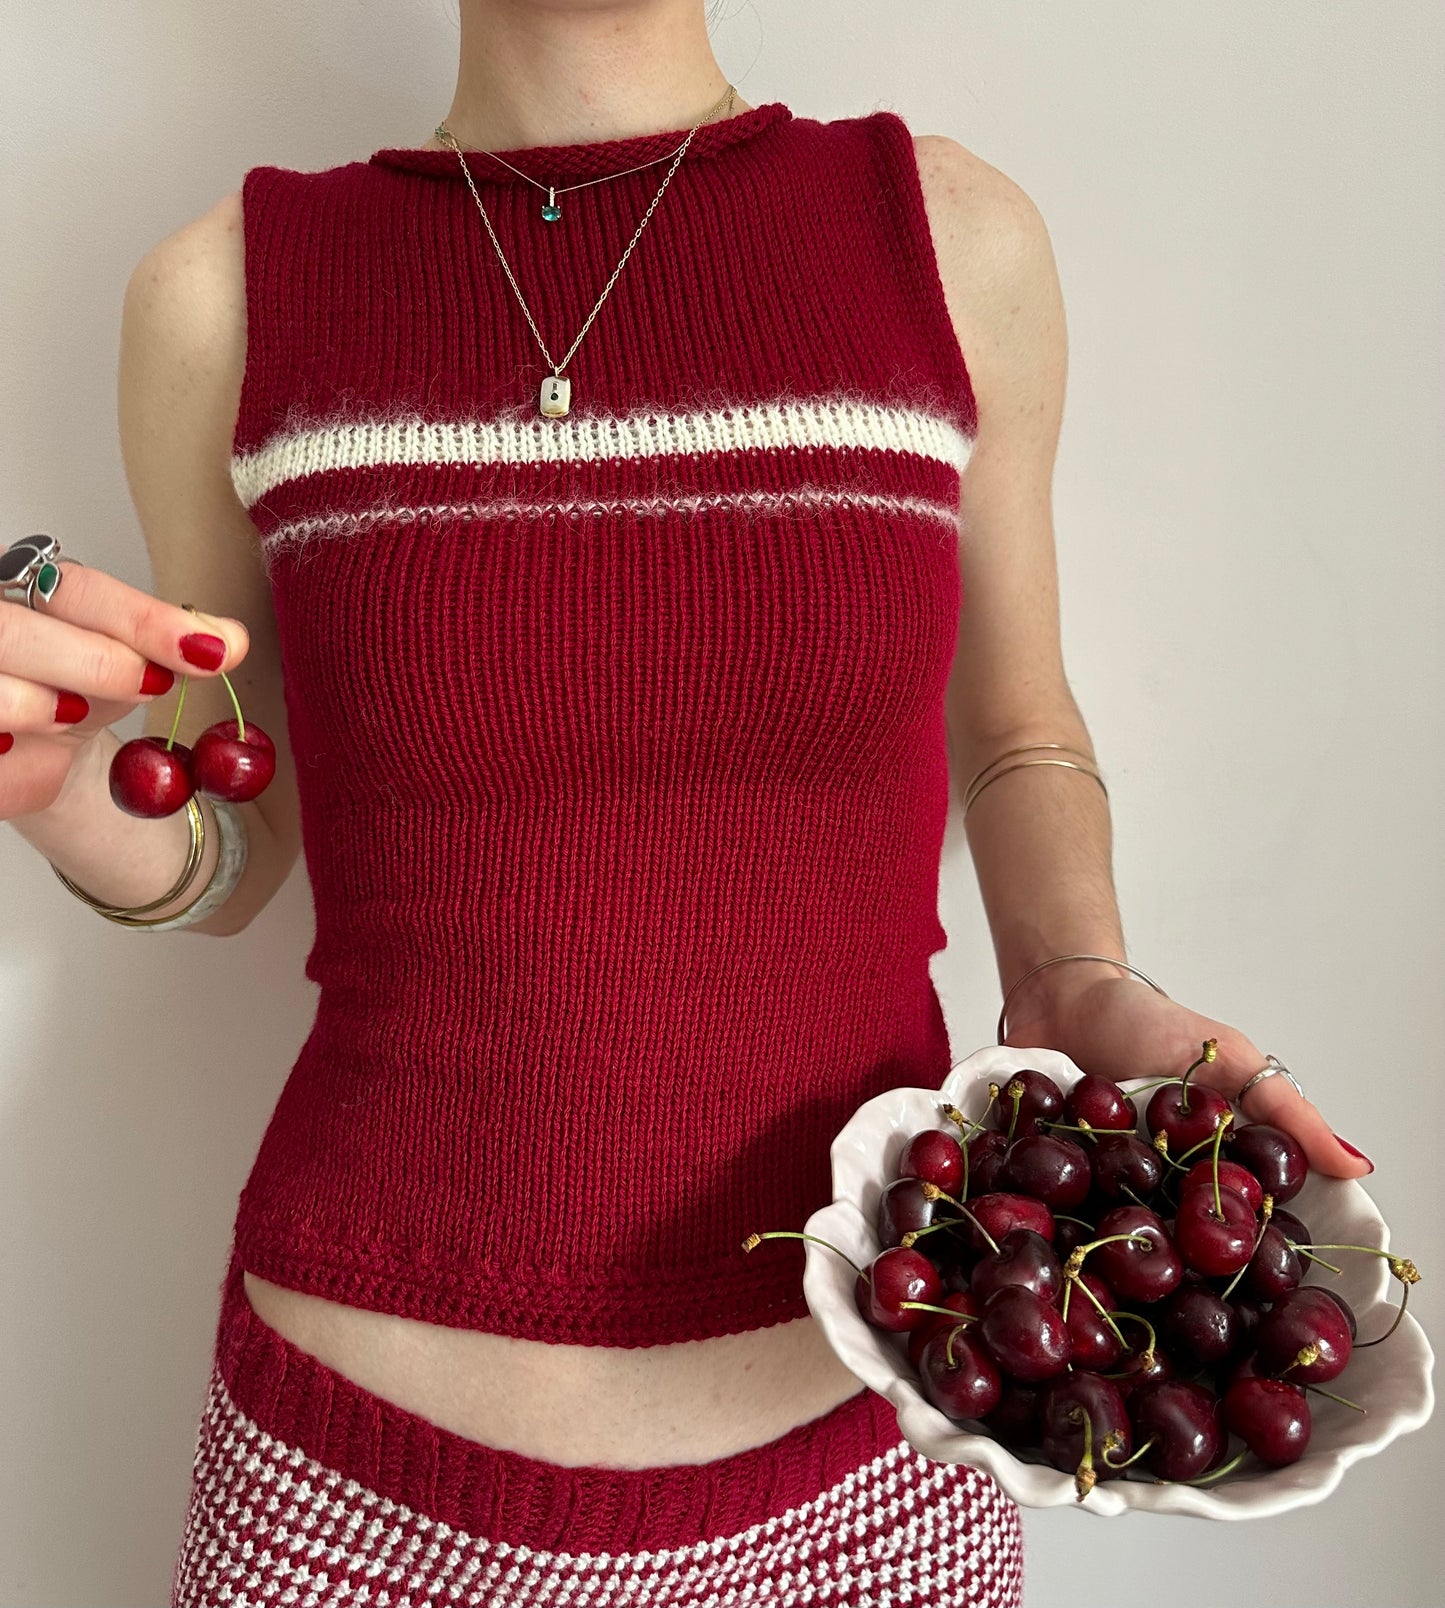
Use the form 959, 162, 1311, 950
751, 1042, 1433, 1517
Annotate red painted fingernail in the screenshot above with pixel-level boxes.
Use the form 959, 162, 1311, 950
140, 660, 175, 695
179, 631, 226, 670
0, 732, 13, 754
55, 690, 89, 724
1333, 1134, 1374, 1172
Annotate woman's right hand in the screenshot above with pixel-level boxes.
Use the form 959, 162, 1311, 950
0, 558, 249, 821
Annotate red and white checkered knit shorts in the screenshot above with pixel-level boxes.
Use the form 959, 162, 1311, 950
171, 1250, 1024, 1607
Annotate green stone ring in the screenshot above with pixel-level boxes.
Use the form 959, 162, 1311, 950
0, 533, 80, 607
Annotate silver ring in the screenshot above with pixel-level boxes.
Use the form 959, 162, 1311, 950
0, 533, 79, 608
1237, 1054, 1304, 1104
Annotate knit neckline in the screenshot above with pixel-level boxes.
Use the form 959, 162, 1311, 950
368, 99, 793, 184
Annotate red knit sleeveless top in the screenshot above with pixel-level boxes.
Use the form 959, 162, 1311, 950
227, 99, 977, 1346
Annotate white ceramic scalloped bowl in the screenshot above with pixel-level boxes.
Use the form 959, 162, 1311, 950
803, 1043, 1434, 1517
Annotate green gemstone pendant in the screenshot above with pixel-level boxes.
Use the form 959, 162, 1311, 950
542, 186, 561, 223
35, 561, 60, 602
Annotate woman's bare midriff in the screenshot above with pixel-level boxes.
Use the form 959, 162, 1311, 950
241, 1271, 866, 1470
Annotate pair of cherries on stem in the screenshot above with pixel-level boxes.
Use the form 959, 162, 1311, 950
110, 608, 275, 817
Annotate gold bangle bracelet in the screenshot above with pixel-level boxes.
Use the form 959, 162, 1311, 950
963, 757, 1109, 820
963, 741, 1096, 797
51, 794, 207, 921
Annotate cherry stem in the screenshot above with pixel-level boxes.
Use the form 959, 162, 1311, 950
1355, 1280, 1412, 1348
1042, 1119, 1101, 1144
1106, 1308, 1158, 1361
1127, 1077, 1183, 1099
1068, 1405, 1098, 1501
921, 1183, 1000, 1255
1062, 1233, 1152, 1281
899, 1219, 970, 1250
1209, 1116, 1227, 1218
1294, 1247, 1344, 1276
740, 1230, 866, 1281
1220, 1192, 1275, 1302
898, 1300, 981, 1325
1304, 1382, 1367, 1413
1067, 1273, 1128, 1347
1294, 1245, 1420, 1285
1181, 1448, 1248, 1486
1005, 1079, 1025, 1145
1054, 1213, 1095, 1228
217, 668, 245, 740
941, 1103, 986, 1140
1102, 1434, 1156, 1471
165, 674, 189, 752
1177, 1037, 1219, 1114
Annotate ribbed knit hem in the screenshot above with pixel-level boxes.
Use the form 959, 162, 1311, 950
210, 1245, 908, 1554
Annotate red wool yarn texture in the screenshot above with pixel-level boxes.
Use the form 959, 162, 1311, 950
225, 100, 979, 1346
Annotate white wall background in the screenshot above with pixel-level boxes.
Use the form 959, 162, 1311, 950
2, 3, 1440, 1604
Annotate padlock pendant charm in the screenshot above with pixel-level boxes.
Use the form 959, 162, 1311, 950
540, 374, 571, 417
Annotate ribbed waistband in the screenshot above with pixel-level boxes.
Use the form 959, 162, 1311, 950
211, 1245, 905, 1554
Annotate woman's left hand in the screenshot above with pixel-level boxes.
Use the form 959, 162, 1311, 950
1003, 972, 1373, 1180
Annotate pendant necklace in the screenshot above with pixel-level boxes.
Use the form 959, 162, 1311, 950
435, 83, 737, 418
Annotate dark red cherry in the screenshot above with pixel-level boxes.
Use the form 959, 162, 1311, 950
1130, 1380, 1226, 1481
1053, 1217, 1093, 1259
1002, 1133, 1092, 1210
962, 1192, 1055, 1253
1240, 1223, 1303, 1302
855, 1246, 942, 1332
1063, 1073, 1137, 1132
971, 1228, 1063, 1306
986, 1382, 1044, 1448
966, 1130, 1011, 1195
978, 1285, 1072, 1382
1174, 1187, 1257, 1278
1230, 1298, 1269, 1355
1041, 1372, 1133, 1485
987, 1068, 1064, 1140
1270, 1206, 1312, 1251
1144, 1080, 1232, 1156
1178, 1158, 1265, 1214
877, 1175, 958, 1250
1063, 1271, 1126, 1370
108, 735, 195, 817
1224, 1376, 1311, 1466
897, 1128, 965, 1195
1157, 1285, 1239, 1368
918, 1325, 1003, 1422
1090, 1205, 1184, 1305
1089, 1133, 1165, 1203
1254, 1287, 1352, 1383
907, 1290, 980, 1369
1228, 1123, 1308, 1203
1110, 1340, 1176, 1400
1316, 1287, 1358, 1340
192, 717, 276, 802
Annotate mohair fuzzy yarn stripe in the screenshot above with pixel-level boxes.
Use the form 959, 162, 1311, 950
224, 100, 979, 1346
171, 1254, 1024, 1604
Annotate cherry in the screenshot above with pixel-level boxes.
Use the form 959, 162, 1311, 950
918, 1325, 1003, 1422
1240, 1224, 1303, 1303
1063, 1073, 1137, 1132
907, 1290, 980, 1369
1157, 1285, 1239, 1367
966, 1130, 1012, 1195
978, 1285, 1072, 1382
1089, 1133, 1165, 1203
1223, 1376, 1311, 1466
1002, 1133, 1092, 1210
877, 1176, 956, 1250
1053, 1217, 1093, 1258
191, 716, 277, 802
1229, 1299, 1269, 1357
1254, 1287, 1353, 1383
1090, 1205, 1184, 1304
1041, 1372, 1134, 1495
855, 1246, 943, 1332
961, 1191, 1055, 1252
1174, 1187, 1257, 1278
986, 1069, 1064, 1141
1144, 1080, 1232, 1157
1130, 1379, 1226, 1481
1064, 1271, 1126, 1370
1229, 1123, 1307, 1203
1178, 1159, 1264, 1214
1109, 1338, 1176, 1399
1270, 1206, 1312, 1251
986, 1381, 1044, 1448
971, 1228, 1063, 1306
1317, 1287, 1358, 1340
109, 735, 195, 818
897, 1128, 965, 1195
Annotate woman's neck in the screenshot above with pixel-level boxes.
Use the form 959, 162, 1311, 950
420, 0, 744, 153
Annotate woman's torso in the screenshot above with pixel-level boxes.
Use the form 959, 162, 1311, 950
217, 107, 981, 1467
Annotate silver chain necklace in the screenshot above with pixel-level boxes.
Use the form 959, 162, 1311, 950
436, 84, 737, 419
